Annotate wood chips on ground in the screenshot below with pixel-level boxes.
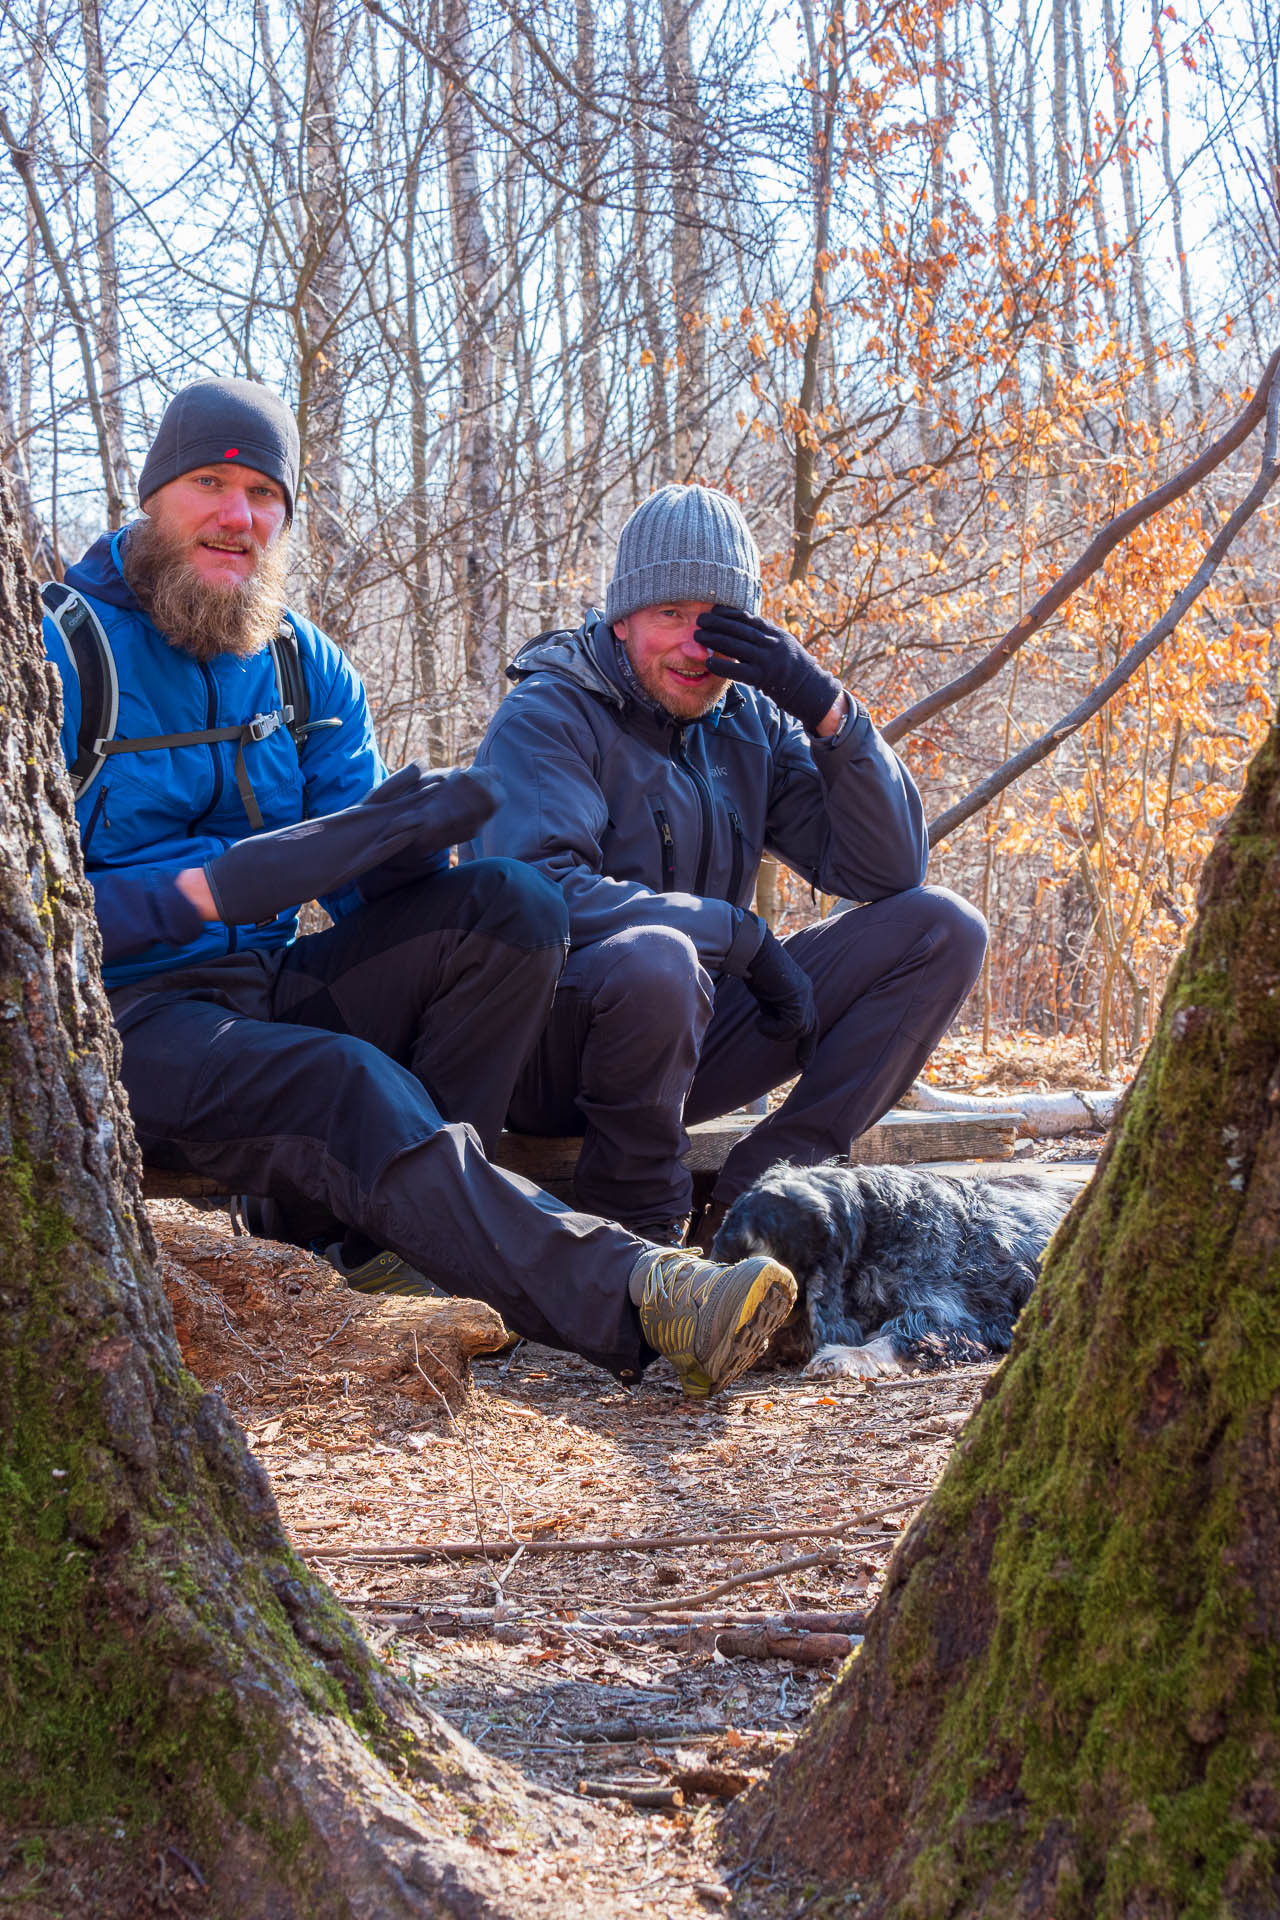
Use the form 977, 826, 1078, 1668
116, 1149, 1088, 1916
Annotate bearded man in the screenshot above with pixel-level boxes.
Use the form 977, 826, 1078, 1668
472, 484, 988, 1247
39, 384, 797, 1399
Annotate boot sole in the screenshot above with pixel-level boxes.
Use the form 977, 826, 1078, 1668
687, 1258, 797, 1398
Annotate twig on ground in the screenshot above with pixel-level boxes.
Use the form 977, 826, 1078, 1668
296, 1494, 920, 1560
308, 1309, 355, 1354
622, 1549, 841, 1613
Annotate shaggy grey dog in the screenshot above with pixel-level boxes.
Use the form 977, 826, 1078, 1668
710, 1162, 1073, 1377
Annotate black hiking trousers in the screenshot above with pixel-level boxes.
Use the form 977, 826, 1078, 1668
112, 860, 653, 1378
509, 884, 989, 1228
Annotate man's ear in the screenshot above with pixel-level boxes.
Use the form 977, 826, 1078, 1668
612, 615, 630, 642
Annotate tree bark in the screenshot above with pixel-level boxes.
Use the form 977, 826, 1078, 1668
0, 478, 605, 1912
661, 0, 708, 476
294, 0, 352, 629
442, 0, 504, 709
77, 0, 132, 526
729, 720, 1280, 1916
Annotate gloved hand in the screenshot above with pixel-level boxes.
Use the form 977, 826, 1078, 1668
742, 923, 819, 1068
204, 761, 504, 927
697, 605, 844, 732
355, 763, 507, 903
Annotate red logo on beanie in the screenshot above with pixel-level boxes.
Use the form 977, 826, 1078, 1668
225, 447, 239, 458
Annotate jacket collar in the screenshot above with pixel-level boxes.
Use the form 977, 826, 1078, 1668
508, 611, 743, 743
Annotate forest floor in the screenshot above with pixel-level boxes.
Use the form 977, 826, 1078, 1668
1, 1031, 1118, 1917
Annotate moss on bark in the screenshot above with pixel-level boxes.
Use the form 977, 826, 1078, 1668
733, 726, 1280, 1918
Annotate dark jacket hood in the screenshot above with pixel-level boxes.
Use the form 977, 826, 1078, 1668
64, 526, 144, 612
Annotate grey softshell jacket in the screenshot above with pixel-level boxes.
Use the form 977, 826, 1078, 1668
471, 617, 930, 977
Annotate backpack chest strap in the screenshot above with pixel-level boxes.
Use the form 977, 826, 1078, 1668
95, 710, 295, 831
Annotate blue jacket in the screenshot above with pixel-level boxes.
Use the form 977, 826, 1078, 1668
473, 616, 929, 975
44, 527, 404, 989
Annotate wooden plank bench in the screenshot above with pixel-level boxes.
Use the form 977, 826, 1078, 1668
139, 1106, 1026, 1210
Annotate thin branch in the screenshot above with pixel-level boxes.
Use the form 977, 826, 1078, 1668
928, 364, 1280, 844
883, 346, 1280, 748
0, 101, 123, 526
620, 1549, 841, 1613
296, 1494, 919, 1561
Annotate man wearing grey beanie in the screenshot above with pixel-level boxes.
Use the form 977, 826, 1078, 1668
473, 483, 987, 1249
42, 397, 798, 1396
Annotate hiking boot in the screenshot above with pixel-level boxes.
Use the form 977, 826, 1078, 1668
632, 1246, 797, 1398
323, 1243, 447, 1298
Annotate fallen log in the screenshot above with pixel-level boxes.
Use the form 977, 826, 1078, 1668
155, 1219, 507, 1407
578, 1782, 684, 1810
900, 1081, 1124, 1136
350, 1604, 858, 1663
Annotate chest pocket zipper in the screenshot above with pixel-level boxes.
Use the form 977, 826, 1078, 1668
727, 808, 745, 904
80, 781, 111, 855
650, 800, 677, 891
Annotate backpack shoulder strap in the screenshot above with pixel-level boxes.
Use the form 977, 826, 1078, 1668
269, 614, 339, 749
269, 615, 309, 744
42, 581, 119, 801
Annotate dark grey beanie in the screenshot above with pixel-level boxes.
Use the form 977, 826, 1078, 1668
605, 485, 762, 627
137, 378, 300, 520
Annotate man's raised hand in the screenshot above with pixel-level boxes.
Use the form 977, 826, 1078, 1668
697, 604, 843, 733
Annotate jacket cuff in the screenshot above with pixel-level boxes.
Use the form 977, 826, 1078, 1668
810, 693, 867, 748
723, 909, 768, 978
91, 871, 207, 964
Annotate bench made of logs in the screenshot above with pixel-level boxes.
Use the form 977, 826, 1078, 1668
140, 1106, 1026, 1208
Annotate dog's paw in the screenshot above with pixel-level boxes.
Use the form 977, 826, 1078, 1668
804, 1334, 903, 1380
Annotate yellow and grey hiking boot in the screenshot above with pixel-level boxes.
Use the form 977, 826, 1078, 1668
324, 1243, 446, 1298
632, 1246, 797, 1398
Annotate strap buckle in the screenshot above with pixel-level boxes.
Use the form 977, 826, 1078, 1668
244, 707, 291, 743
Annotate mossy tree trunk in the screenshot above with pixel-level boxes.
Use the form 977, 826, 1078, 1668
0, 480, 589, 1914
733, 723, 1280, 1915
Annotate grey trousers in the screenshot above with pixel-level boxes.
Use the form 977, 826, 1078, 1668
113, 862, 654, 1379
507, 886, 988, 1227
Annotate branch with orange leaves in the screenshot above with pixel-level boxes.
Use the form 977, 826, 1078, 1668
926, 360, 1280, 846
882, 346, 1280, 754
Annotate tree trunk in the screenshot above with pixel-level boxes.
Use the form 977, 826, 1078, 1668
295, 0, 351, 630
442, 0, 504, 711
625, 0, 672, 479
0, 479, 605, 1912
1102, 0, 1159, 422
661, 0, 708, 476
731, 720, 1280, 1916
1151, 0, 1202, 419
78, 0, 132, 526
789, 0, 840, 586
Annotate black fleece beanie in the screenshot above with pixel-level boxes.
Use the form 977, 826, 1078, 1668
137, 378, 300, 520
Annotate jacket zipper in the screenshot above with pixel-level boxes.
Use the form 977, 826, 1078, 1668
672, 730, 716, 894
80, 782, 111, 855
651, 801, 677, 891
189, 662, 235, 953
727, 808, 745, 905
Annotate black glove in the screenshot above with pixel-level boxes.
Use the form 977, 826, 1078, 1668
742, 923, 819, 1069
204, 762, 504, 927
697, 605, 843, 732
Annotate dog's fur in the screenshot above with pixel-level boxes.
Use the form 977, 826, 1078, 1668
710, 1162, 1072, 1377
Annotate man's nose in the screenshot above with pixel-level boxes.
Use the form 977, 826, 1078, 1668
675, 625, 709, 656
215, 488, 254, 531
